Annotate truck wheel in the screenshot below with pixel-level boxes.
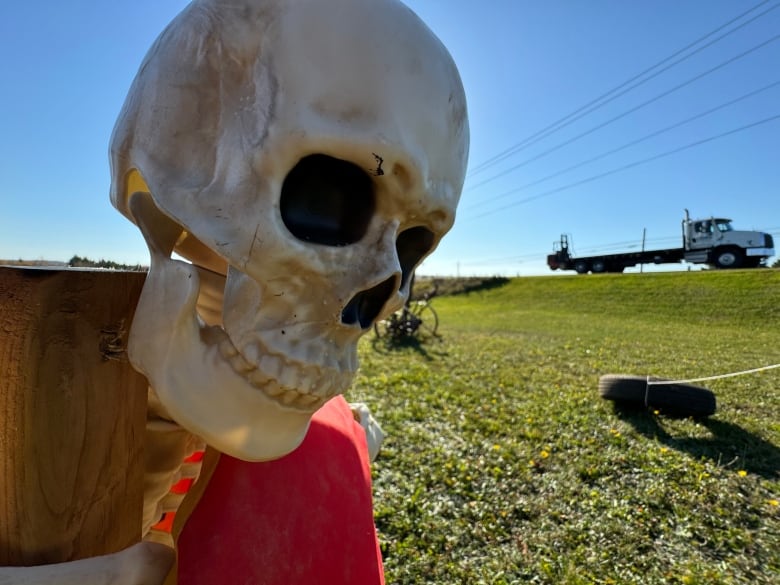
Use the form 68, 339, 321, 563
591, 259, 606, 273
599, 374, 716, 418
574, 260, 589, 274
714, 247, 743, 269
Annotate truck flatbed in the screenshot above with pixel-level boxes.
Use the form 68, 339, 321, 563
547, 245, 685, 274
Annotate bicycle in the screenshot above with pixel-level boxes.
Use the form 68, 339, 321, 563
373, 278, 439, 341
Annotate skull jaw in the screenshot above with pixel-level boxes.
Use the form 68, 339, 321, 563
130, 255, 323, 461
127, 192, 342, 461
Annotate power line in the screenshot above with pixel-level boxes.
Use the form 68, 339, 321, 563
467, 32, 780, 193
459, 256, 529, 267
577, 238, 681, 254
466, 79, 780, 210
468, 113, 780, 220
468, 0, 779, 177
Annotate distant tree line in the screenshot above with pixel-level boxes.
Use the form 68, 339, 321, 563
68, 255, 147, 271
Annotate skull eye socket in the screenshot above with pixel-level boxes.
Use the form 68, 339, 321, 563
281, 154, 375, 246
396, 226, 435, 290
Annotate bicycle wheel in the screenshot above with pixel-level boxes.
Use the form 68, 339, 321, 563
415, 303, 439, 337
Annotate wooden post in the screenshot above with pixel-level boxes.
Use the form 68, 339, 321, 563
0, 267, 148, 566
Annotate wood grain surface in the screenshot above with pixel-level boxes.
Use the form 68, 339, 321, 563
0, 267, 148, 566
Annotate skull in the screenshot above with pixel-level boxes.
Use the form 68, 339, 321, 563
110, 0, 469, 461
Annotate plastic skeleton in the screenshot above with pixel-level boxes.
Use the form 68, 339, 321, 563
0, 0, 468, 582
140, 271, 386, 549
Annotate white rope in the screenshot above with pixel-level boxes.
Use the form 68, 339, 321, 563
642, 362, 780, 408
646, 362, 780, 386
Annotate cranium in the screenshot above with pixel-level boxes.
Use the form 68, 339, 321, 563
110, 0, 469, 461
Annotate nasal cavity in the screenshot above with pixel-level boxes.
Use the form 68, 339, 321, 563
341, 276, 398, 329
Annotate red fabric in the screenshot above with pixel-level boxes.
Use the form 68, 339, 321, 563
177, 396, 385, 585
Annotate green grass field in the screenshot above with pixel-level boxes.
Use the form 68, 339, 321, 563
352, 269, 780, 584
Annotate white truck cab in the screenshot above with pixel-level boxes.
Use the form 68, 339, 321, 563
683, 209, 774, 268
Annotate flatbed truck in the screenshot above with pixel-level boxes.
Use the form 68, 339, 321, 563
547, 210, 774, 274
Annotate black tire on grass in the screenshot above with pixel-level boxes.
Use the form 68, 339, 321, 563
599, 374, 716, 417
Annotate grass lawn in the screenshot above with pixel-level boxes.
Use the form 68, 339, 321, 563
351, 269, 780, 584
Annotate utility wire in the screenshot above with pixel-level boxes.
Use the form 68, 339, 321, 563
471, 2, 780, 177
466, 79, 780, 210
468, 0, 779, 176
468, 113, 780, 220
578, 239, 681, 254
459, 256, 531, 267
467, 32, 780, 193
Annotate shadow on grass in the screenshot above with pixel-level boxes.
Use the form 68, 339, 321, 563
412, 276, 512, 299
613, 404, 780, 479
441, 276, 511, 297
369, 334, 445, 361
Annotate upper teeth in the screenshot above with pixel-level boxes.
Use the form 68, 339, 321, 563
217, 335, 352, 411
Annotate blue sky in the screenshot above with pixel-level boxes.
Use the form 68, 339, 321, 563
1, 1, 778, 276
